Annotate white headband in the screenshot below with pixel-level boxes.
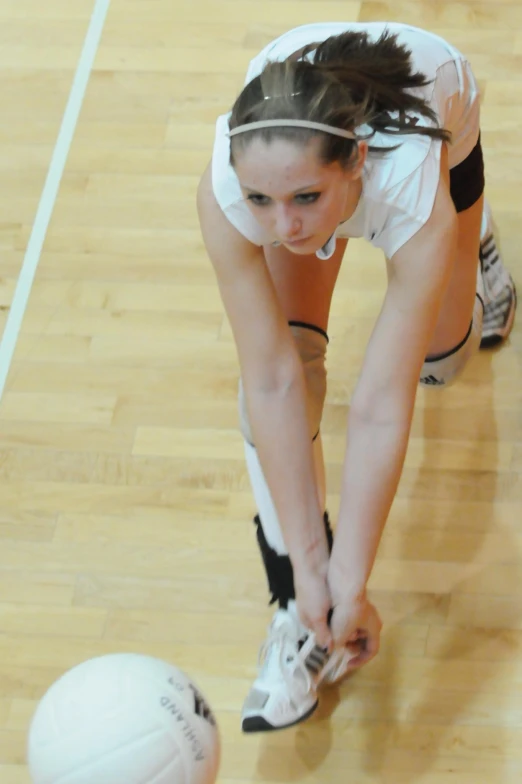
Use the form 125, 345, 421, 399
228, 118, 357, 140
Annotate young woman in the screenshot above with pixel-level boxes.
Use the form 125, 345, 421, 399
197, 21, 516, 733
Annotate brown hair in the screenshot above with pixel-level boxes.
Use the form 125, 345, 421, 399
229, 30, 452, 169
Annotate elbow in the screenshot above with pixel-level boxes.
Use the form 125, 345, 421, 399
246, 355, 303, 399
349, 381, 416, 428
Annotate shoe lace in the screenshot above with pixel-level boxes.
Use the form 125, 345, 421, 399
257, 624, 313, 693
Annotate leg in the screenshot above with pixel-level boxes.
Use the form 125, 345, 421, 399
421, 137, 515, 386
241, 239, 348, 608
263, 239, 348, 333
420, 195, 484, 387
426, 194, 483, 358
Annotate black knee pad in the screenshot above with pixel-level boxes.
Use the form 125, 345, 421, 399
449, 133, 485, 213
254, 512, 334, 608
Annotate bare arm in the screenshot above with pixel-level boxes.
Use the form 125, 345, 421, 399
329, 145, 458, 599
197, 164, 328, 575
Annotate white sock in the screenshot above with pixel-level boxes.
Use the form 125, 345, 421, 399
243, 435, 326, 556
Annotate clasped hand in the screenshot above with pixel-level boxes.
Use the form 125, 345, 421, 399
293, 556, 382, 669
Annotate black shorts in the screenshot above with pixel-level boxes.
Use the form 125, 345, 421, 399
449, 133, 485, 213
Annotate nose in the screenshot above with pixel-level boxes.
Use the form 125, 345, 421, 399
274, 204, 301, 241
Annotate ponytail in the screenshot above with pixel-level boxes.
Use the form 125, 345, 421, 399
229, 30, 451, 168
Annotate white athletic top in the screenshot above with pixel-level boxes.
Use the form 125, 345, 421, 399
211, 22, 480, 259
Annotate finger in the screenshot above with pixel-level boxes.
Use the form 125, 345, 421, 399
347, 628, 380, 668
297, 604, 333, 650
346, 650, 372, 669
307, 611, 333, 650
347, 628, 363, 644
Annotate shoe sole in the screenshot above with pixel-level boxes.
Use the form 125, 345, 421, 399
241, 698, 319, 733
480, 280, 517, 349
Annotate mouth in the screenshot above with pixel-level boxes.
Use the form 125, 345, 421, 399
283, 237, 312, 247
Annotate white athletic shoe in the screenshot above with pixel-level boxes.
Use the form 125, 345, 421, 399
479, 231, 516, 348
241, 604, 355, 733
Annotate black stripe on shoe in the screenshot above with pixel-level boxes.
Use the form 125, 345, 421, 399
480, 282, 517, 348
305, 649, 329, 674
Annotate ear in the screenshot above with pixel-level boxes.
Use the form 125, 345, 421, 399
351, 141, 368, 179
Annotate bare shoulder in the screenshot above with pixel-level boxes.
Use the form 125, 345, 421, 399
197, 161, 263, 277
196, 161, 292, 369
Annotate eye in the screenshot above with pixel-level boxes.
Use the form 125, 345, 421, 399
246, 194, 270, 206
294, 192, 320, 204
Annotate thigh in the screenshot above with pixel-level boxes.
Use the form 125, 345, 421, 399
263, 239, 348, 332
426, 193, 483, 356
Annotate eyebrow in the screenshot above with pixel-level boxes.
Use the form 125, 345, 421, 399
240, 182, 321, 195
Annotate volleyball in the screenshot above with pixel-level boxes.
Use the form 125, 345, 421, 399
27, 653, 220, 784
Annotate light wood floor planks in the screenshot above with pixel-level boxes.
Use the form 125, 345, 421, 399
1, 1, 522, 782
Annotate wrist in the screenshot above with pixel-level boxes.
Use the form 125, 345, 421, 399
292, 536, 329, 578
328, 551, 368, 601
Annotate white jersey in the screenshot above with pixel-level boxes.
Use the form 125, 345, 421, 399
211, 22, 481, 259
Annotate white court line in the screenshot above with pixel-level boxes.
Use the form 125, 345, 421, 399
0, 0, 111, 403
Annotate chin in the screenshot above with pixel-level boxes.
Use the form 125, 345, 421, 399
284, 237, 323, 254
286, 244, 313, 255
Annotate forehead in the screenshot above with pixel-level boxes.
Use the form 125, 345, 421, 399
233, 136, 338, 194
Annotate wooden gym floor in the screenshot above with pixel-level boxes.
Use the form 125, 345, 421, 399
1, 1, 522, 781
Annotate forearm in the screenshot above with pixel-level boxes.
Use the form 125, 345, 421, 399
330, 404, 413, 594
245, 370, 328, 571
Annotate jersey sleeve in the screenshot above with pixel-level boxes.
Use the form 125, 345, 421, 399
210, 113, 271, 246
369, 135, 443, 259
